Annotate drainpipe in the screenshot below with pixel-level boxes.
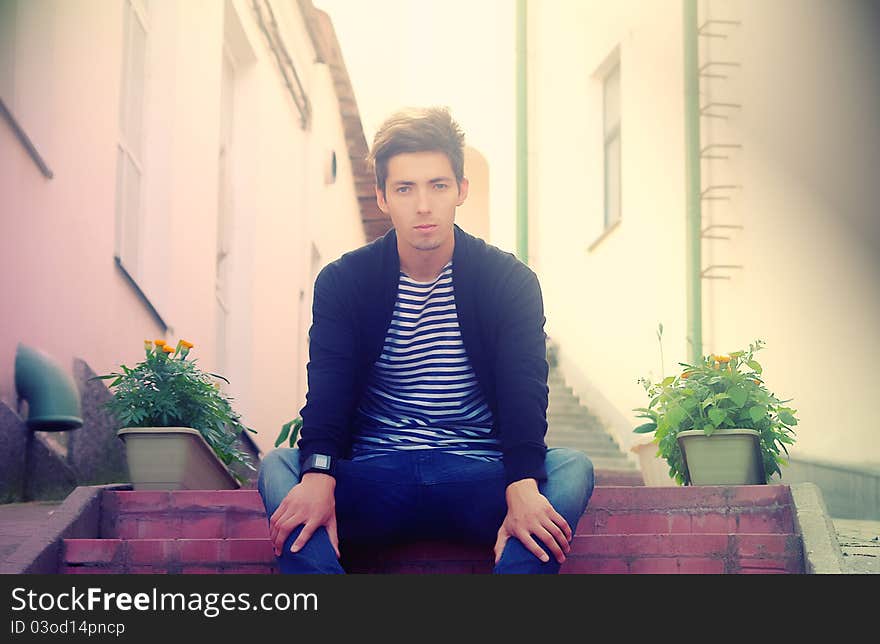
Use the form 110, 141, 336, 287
14, 343, 83, 432
683, 0, 703, 363
516, 0, 529, 264
14, 343, 83, 501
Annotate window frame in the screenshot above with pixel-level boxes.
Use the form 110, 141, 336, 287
602, 62, 621, 231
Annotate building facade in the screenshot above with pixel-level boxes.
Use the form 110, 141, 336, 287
526, 0, 880, 472
0, 0, 369, 456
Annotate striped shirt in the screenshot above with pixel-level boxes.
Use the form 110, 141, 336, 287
351, 261, 502, 461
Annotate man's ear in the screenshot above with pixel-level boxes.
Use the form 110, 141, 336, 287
456, 177, 470, 207
375, 185, 389, 214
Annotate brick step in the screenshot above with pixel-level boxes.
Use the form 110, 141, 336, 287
62, 538, 276, 575
61, 532, 803, 574
575, 504, 795, 534
100, 485, 794, 540
565, 533, 804, 574
62, 485, 803, 574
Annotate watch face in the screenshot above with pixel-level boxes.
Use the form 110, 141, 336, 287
314, 454, 330, 469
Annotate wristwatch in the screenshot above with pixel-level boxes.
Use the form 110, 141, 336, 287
302, 453, 335, 477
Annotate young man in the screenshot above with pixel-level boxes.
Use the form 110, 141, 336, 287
258, 107, 594, 574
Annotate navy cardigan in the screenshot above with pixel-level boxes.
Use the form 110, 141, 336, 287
297, 224, 550, 485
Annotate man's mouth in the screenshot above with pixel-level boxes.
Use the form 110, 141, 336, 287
415, 224, 436, 230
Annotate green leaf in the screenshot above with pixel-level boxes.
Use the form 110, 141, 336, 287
749, 406, 766, 423
729, 386, 748, 407
633, 422, 657, 434
661, 376, 675, 387
746, 359, 762, 374
275, 421, 292, 448
708, 408, 726, 426
779, 410, 798, 425
703, 424, 716, 436
666, 405, 687, 429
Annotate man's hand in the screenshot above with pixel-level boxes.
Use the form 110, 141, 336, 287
268, 472, 340, 558
493, 478, 572, 564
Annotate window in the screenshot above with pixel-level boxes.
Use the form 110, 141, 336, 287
115, 0, 149, 278
603, 63, 621, 229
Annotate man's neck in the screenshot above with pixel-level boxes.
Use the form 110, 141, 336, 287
398, 241, 454, 282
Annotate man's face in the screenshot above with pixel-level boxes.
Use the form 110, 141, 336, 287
376, 151, 469, 255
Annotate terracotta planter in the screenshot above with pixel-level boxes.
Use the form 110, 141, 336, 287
117, 427, 239, 490
677, 428, 765, 485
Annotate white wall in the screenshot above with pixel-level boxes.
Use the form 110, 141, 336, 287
529, 0, 687, 459
529, 0, 880, 467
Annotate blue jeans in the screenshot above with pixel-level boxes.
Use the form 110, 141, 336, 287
258, 447, 594, 574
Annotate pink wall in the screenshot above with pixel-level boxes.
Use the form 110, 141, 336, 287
0, 2, 162, 412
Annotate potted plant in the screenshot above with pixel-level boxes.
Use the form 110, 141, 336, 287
632, 330, 798, 486
93, 339, 256, 490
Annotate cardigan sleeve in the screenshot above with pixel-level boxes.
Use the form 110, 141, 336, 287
493, 264, 550, 485
296, 262, 360, 468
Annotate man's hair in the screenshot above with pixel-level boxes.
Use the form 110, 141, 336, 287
367, 106, 465, 196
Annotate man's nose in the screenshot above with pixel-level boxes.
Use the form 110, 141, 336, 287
416, 189, 431, 213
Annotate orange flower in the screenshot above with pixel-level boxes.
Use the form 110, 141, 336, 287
680, 371, 693, 380
179, 340, 194, 349
162, 345, 175, 354
154, 340, 166, 347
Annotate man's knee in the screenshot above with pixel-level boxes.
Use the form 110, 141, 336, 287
544, 448, 594, 516
547, 447, 593, 481
257, 448, 301, 507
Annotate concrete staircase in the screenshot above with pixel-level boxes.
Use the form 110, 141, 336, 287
60, 485, 805, 574
546, 367, 643, 485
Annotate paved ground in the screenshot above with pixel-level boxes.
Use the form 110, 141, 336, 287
833, 518, 880, 574
1, 501, 877, 573
0, 501, 60, 564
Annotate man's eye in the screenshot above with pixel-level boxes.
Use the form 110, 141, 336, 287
396, 186, 410, 194
433, 183, 447, 190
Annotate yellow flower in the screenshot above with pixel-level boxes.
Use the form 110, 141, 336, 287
162, 345, 175, 354
179, 340, 194, 349
154, 340, 166, 347
717, 355, 731, 363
